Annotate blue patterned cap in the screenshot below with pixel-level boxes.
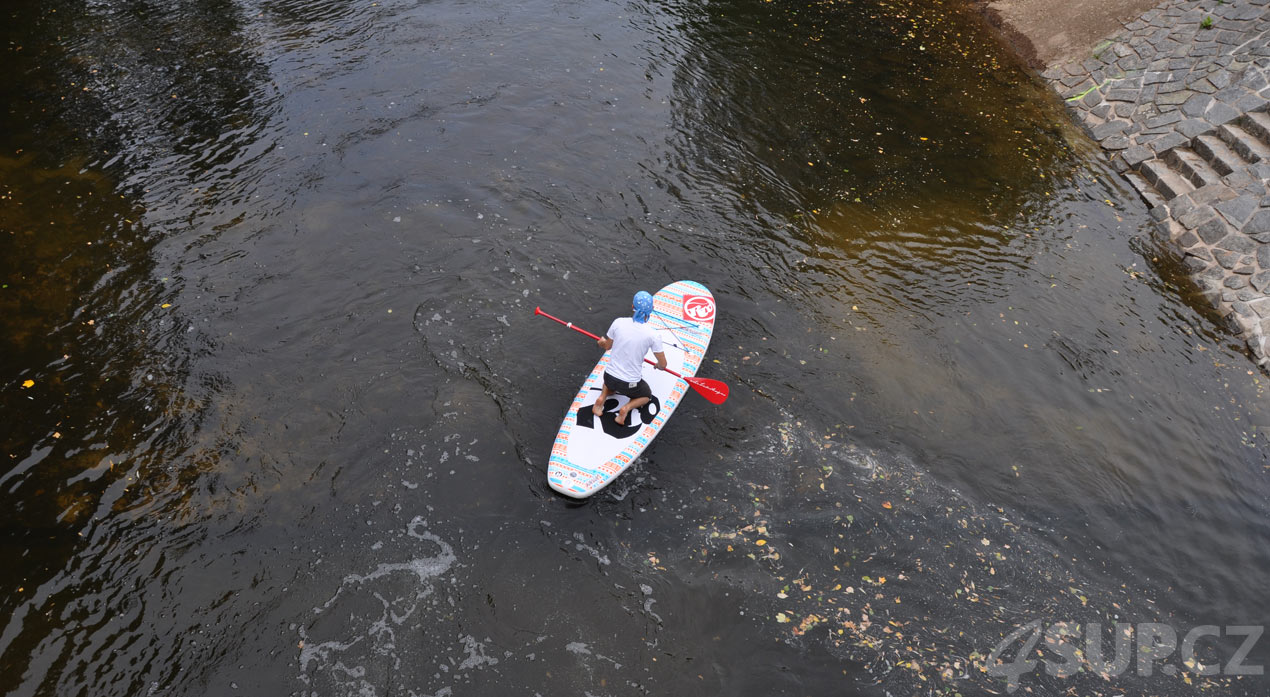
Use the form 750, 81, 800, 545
632, 291, 653, 323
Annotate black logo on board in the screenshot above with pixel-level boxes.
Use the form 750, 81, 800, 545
576, 391, 660, 439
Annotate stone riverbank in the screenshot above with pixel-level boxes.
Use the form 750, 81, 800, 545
988, 0, 1270, 364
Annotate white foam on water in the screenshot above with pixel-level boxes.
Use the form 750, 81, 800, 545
564, 640, 623, 670
297, 517, 465, 697
638, 583, 663, 624
410, 690, 452, 697
571, 532, 611, 566
456, 635, 498, 670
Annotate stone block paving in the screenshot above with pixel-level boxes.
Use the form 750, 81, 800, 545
1042, 0, 1270, 363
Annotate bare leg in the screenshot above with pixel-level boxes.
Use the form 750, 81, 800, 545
593, 386, 613, 417
616, 396, 649, 425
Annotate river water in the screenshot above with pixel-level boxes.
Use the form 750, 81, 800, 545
3, 0, 1269, 695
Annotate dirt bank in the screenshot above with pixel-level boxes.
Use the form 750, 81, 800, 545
979, 0, 1164, 68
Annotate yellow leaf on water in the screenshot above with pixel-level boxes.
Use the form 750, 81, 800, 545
755, 539, 767, 546
882, 501, 892, 509
161, 303, 171, 309
21, 380, 34, 389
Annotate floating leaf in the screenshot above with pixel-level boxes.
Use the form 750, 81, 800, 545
793, 614, 823, 636
21, 380, 34, 389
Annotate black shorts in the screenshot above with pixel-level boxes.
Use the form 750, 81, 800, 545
603, 372, 652, 400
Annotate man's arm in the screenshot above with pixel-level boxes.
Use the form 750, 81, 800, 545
598, 336, 613, 350
653, 351, 667, 370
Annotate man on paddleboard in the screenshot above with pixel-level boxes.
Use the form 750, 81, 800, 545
593, 291, 667, 426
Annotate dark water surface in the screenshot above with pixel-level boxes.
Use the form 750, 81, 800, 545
3, 0, 1269, 695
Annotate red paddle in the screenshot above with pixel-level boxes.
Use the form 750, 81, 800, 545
534, 306, 729, 405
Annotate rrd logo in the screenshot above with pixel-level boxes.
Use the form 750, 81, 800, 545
683, 295, 715, 321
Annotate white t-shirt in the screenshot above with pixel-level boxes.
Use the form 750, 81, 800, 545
605, 317, 663, 383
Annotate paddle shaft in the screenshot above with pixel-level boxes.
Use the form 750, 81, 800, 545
533, 307, 681, 376
534, 306, 729, 405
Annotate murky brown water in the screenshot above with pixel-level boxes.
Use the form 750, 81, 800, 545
3, 0, 1269, 695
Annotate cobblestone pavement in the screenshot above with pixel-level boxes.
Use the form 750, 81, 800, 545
1041, 0, 1270, 363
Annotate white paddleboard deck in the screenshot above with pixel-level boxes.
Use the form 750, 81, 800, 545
548, 281, 716, 498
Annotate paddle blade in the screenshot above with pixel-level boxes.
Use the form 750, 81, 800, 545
685, 376, 729, 404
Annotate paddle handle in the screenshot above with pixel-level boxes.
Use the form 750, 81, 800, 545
534, 306, 682, 377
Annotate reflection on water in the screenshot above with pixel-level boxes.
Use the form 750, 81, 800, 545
2, 0, 1269, 695
667, 0, 1066, 208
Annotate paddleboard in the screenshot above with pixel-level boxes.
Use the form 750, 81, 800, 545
547, 280, 717, 498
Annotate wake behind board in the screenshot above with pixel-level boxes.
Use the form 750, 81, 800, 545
547, 281, 717, 498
